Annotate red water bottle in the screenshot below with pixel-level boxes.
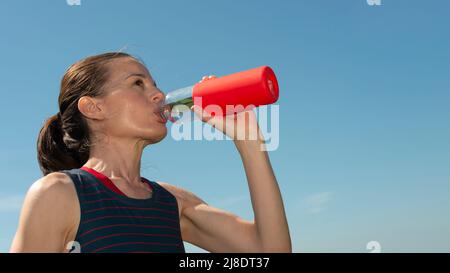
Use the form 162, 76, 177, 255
161, 66, 279, 122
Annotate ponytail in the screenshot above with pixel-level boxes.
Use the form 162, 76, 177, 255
37, 113, 87, 175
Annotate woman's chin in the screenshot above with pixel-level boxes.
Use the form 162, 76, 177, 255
150, 127, 168, 143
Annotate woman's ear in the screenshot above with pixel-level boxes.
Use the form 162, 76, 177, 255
78, 96, 105, 120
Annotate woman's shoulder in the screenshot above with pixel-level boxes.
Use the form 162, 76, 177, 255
155, 181, 191, 202
25, 172, 79, 218
27, 171, 80, 219
154, 181, 207, 211
30, 172, 77, 197
10, 172, 80, 252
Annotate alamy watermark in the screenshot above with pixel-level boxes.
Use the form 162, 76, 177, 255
366, 241, 382, 253
367, 0, 382, 6
167, 99, 280, 152
66, 241, 81, 253
66, 0, 81, 6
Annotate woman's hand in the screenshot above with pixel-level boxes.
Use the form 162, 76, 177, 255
191, 75, 264, 143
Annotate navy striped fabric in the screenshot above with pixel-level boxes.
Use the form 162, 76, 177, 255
60, 168, 185, 253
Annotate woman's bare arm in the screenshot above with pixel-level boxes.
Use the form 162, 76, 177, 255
10, 172, 79, 253
233, 137, 291, 252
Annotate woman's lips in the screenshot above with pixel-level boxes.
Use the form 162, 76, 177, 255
154, 111, 167, 124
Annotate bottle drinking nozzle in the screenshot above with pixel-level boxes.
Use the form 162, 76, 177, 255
160, 66, 279, 122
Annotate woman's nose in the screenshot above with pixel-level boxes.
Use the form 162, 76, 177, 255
151, 90, 165, 104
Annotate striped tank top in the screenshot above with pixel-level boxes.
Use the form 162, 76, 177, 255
60, 167, 185, 253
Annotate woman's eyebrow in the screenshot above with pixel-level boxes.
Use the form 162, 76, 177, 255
125, 73, 157, 87
125, 73, 147, 80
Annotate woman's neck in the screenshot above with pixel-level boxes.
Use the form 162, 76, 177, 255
83, 137, 146, 187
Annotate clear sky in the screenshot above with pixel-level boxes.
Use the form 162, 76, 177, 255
0, 0, 449, 252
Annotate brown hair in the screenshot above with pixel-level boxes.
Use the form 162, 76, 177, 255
37, 52, 133, 175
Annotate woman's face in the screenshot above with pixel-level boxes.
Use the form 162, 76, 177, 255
90, 57, 167, 145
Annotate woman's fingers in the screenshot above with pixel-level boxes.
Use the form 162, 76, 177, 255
190, 105, 211, 122
190, 105, 220, 127
199, 75, 217, 83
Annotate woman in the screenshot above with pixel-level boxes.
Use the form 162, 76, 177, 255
10, 52, 291, 253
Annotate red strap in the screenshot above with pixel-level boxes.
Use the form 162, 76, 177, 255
80, 167, 152, 196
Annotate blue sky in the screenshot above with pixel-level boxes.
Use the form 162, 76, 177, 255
0, 0, 449, 252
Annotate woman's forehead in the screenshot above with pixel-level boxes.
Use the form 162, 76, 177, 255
108, 57, 152, 80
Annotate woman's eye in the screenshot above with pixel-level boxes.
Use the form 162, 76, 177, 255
134, 79, 144, 87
